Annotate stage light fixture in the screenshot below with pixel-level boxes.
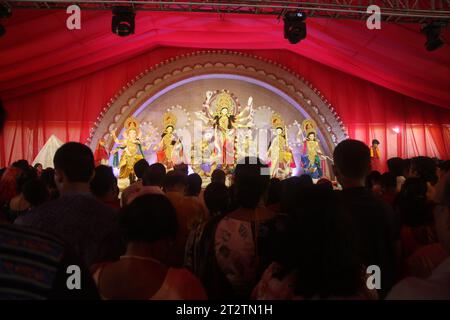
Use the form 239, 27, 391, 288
421, 21, 446, 51
0, 3, 12, 19
283, 11, 307, 44
112, 6, 135, 37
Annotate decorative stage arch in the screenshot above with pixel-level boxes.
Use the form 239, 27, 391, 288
88, 50, 348, 175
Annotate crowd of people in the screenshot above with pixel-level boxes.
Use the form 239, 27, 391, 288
0, 139, 449, 300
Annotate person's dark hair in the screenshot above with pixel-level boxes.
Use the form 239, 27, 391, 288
380, 172, 397, 191
403, 158, 412, 177
211, 169, 226, 185
133, 159, 149, 179
395, 177, 433, 227
186, 173, 202, 196
387, 157, 405, 177
316, 177, 333, 191
143, 163, 166, 187
12, 159, 30, 171
120, 194, 178, 243
233, 157, 270, 209
266, 178, 282, 206
298, 174, 314, 186
411, 156, 438, 185
16, 167, 38, 193
204, 182, 230, 216
23, 179, 49, 207
438, 160, 450, 173
163, 170, 187, 191
372, 139, 380, 145
41, 168, 56, 189
280, 176, 314, 214
173, 163, 189, 175
90, 165, 117, 198
274, 186, 362, 299
333, 139, 370, 179
33, 163, 43, 170
365, 170, 381, 191
53, 142, 95, 183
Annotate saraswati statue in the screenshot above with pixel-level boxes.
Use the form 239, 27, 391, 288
268, 114, 295, 178
195, 90, 253, 171
110, 117, 146, 181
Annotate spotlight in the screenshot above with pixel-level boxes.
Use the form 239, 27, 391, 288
283, 11, 307, 44
421, 21, 446, 51
112, 6, 135, 37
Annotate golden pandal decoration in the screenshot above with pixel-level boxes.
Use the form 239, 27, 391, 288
215, 92, 234, 115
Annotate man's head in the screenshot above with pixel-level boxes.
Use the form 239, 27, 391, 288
433, 171, 450, 252
163, 170, 187, 193
173, 163, 189, 175
133, 159, 149, 180
387, 157, 405, 177
186, 173, 202, 197
143, 163, 166, 187
53, 142, 95, 192
333, 139, 371, 188
410, 156, 438, 185
90, 165, 118, 201
371, 139, 380, 147
211, 168, 226, 185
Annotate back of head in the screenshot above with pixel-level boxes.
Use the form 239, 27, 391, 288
365, 170, 381, 190
434, 172, 450, 252
143, 163, 166, 187
163, 170, 187, 192
396, 177, 431, 227
133, 159, 149, 179
277, 186, 361, 299
53, 142, 94, 183
380, 172, 397, 192
411, 156, 438, 185
233, 157, 269, 209
266, 178, 282, 206
16, 167, 38, 193
120, 194, 178, 244
12, 159, 30, 172
90, 165, 117, 198
186, 173, 202, 196
333, 139, 370, 180
173, 163, 189, 176
23, 179, 49, 207
316, 177, 333, 191
280, 176, 313, 214
211, 169, 226, 185
387, 157, 405, 177
204, 182, 230, 216
40, 168, 56, 189
298, 174, 314, 187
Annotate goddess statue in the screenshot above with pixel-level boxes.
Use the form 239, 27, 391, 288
110, 117, 146, 181
155, 112, 183, 169
267, 114, 295, 178
195, 90, 253, 171
299, 119, 324, 179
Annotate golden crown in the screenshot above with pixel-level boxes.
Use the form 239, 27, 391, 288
271, 113, 285, 129
216, 92, 233, 113
302, 119, 317, 136
163, 112, 177, 129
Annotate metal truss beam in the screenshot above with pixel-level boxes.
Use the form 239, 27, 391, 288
3, 0, 450, 23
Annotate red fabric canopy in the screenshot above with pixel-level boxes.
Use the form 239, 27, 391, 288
0, 10, 449, 167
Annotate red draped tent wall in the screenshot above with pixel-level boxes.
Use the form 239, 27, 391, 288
1, 10, 449, 168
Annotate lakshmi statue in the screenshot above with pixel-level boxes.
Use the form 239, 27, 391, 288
155, 112, 183, 170
267, 114, 295, 178
299, 119, 323, 179
110, 117, 146, 181
196, 90, 253, 171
